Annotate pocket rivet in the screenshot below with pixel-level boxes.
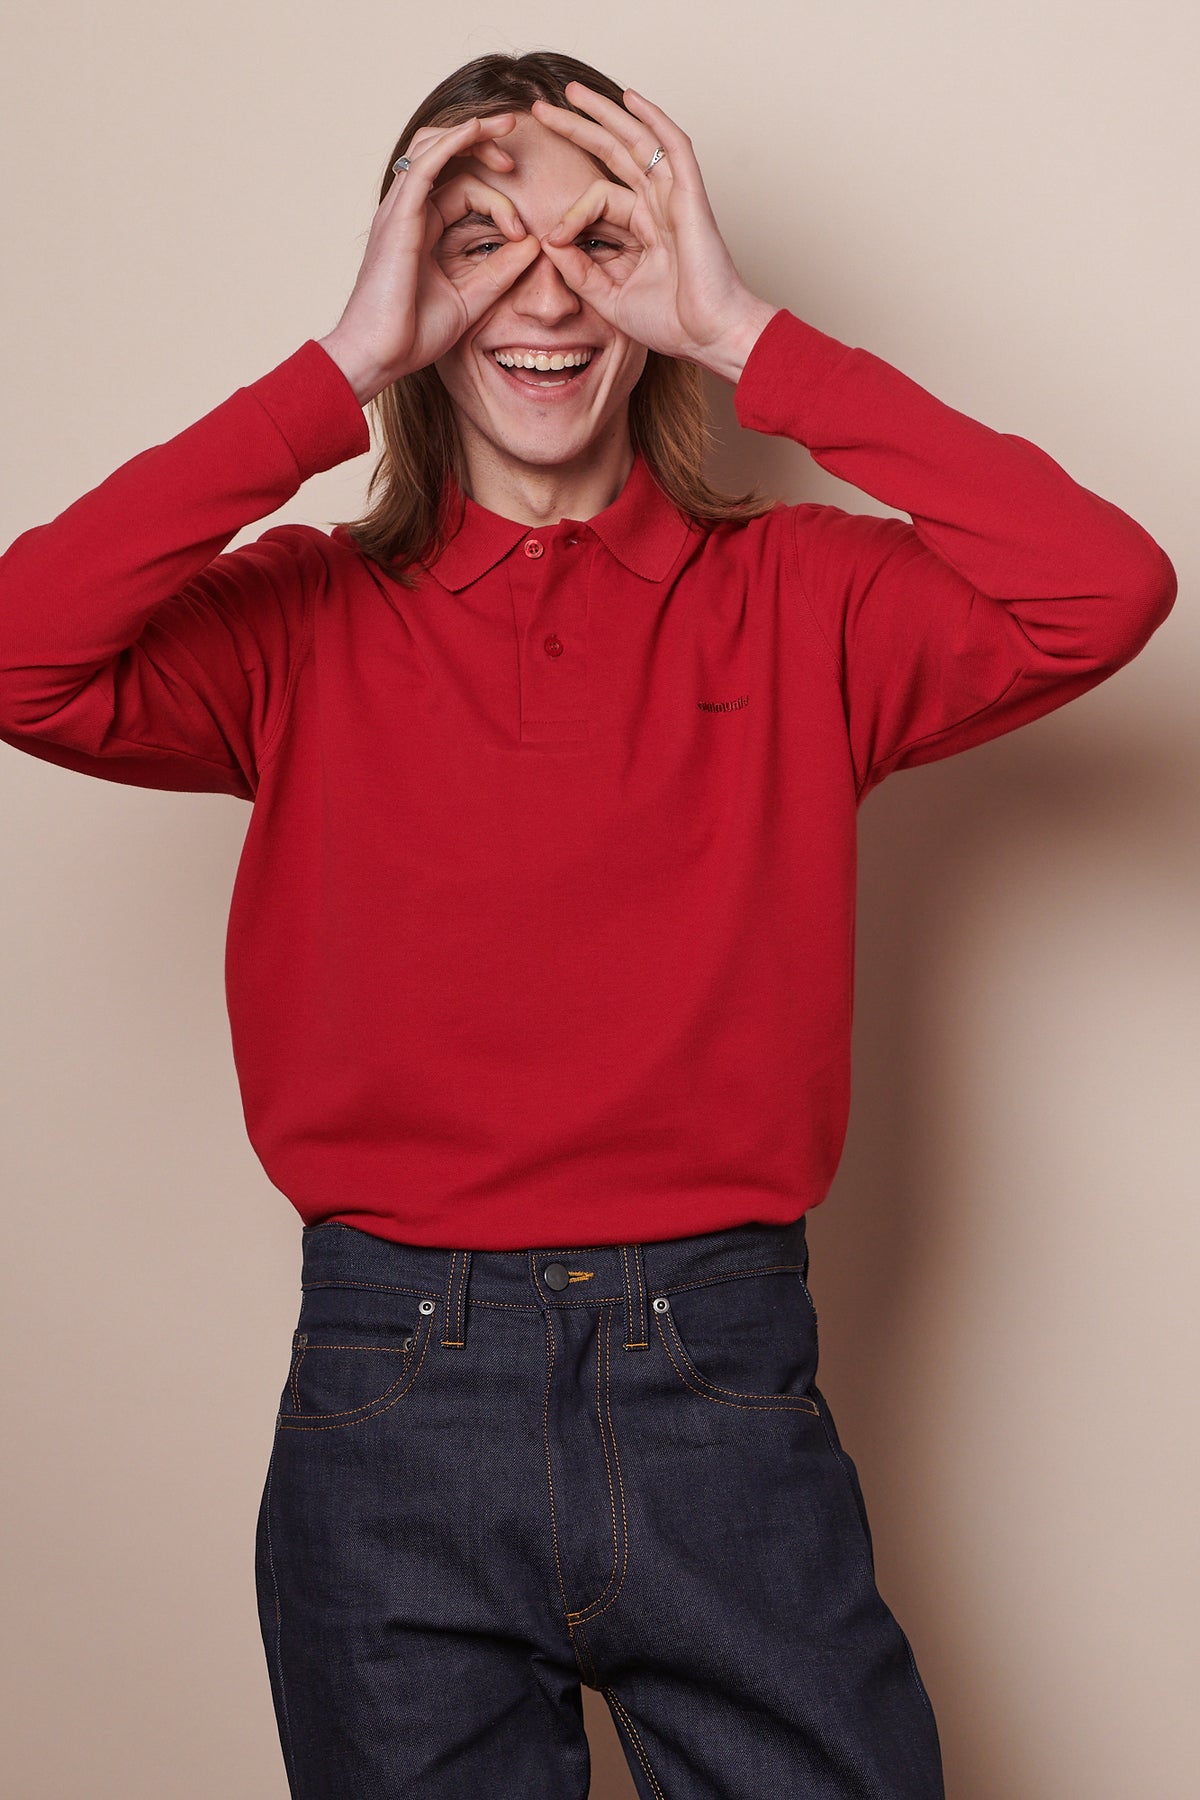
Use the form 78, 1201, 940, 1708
403, 1335, 413, 1351
418, 1299, 435, 1315
652, 1296, 670, 1312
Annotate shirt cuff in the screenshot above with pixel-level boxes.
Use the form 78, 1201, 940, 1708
733, 307, 856, 441
241, 338, 373, 479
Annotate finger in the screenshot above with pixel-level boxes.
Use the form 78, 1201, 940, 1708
559, 81, 670, 180
542, 178, 639, 246
386, 114, 518, 203
456, 234, 543, 320
537, 237, 623, 320
446, 112, 519, 173
425, 125, 517, 178
548, 81, 700, 197
468, 140, 517, 173
434, 144, 517, 190
529, 96, 645, 191
619, 87, 703, 193
429, 173, 526, 244
401, 114, 518, 161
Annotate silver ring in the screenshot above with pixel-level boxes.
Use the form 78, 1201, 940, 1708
392, 155, 412, 174
643, 144, 666, 175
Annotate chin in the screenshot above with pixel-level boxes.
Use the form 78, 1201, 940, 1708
489, 425, 604, 467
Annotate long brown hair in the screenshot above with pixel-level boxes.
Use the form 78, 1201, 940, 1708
330, 50, 776, 588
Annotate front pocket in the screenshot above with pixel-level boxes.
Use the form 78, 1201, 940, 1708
652, 1268, 819, 1416
276, 1298, 436, 1432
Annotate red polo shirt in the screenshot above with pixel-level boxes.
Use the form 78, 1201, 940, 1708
0, 309, 1176, 1248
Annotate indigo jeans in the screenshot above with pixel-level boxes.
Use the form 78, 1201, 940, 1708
255, 1215, 945, 1797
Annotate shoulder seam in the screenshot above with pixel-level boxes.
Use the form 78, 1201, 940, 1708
786, 505, 844, 681
254, 529, 319, 782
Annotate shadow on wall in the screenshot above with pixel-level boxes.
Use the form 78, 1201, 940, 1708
807, 727, 1194, 1800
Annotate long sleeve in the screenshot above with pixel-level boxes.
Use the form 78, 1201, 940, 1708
0, 340, 371, 798
734, 307, 1178, 802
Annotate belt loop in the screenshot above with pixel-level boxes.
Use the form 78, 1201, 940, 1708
441, 1249, 472, 1348
619, 1243, 649, 1350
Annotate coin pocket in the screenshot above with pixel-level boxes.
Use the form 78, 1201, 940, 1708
276, 1294, 436, 1431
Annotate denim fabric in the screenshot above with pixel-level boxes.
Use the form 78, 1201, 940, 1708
255, 1216, 944, 1798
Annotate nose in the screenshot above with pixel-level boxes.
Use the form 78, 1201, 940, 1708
509, 244, 583, 325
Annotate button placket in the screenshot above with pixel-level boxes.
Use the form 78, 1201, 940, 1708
508, 527, 591, 743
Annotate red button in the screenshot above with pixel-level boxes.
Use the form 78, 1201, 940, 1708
524, 538, 544, 559
544, 635, 563, 658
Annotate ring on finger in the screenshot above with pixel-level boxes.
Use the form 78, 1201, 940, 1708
392, 155, 412, 173
643, 144, 666, 175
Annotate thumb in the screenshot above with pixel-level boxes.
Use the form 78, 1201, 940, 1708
457, 233, 542, 321
538, 239, 620, 322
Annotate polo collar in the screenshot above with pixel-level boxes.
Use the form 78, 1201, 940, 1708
422, 451, 697, 592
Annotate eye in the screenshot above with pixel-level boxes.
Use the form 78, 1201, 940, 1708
458, 234, 631, 260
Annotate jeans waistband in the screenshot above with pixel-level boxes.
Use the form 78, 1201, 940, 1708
299, 1215, 810, 1354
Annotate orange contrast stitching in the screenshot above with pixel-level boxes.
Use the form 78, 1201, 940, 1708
654, 1306, 819, 1416
566, 1301, 629, 1624
277, 1312, 434, 1432
605, 1690, 667, 1799
621, 1245, 649, 1349
540, 1306, 583, 1681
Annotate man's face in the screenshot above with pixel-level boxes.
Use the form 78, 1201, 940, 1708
431, 111, 647, 487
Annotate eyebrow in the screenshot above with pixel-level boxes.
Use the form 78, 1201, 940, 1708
438, 209, 637, 247
440, 211, 498, 242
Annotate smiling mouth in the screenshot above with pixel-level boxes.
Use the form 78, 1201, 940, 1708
487, 348, 600, 390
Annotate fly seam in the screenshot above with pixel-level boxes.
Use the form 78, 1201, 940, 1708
570, 1619, 602, 1688
540, 1308, 577, 1631
567, 1301, 633, 1625
572, 1288, 636, 1627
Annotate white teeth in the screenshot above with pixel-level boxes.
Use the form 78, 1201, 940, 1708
491, 348, 593, 370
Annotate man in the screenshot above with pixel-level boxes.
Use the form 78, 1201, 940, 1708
0, 49, 1175, 1800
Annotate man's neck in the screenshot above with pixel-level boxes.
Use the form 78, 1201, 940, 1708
457, 432, 637, 527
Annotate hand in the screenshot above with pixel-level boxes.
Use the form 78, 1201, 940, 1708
317, 114, 541, 404
530, 83, 779, 383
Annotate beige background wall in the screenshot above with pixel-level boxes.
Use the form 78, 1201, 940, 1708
2, 3, 1195, 1795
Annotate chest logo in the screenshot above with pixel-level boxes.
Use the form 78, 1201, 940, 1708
697, 693, 749, 713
